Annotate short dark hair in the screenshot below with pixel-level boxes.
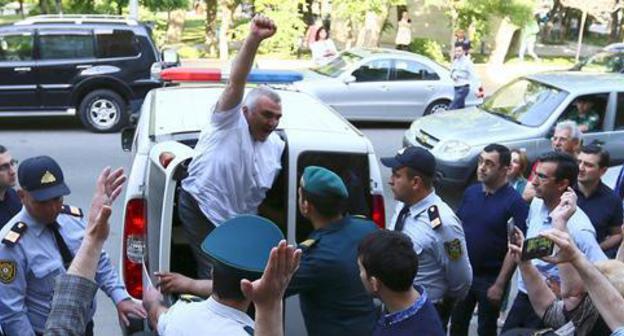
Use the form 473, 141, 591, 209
0, 145, 6, 154
404, 167, 433, 189
537, 151, 579, 187
580, 144, 610, 168
358, 231, 418, 292
301, 189, 347, 218
483, 143, 511, 167
212, 263, 260, 301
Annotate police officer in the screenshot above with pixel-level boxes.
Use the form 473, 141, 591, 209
0, 156, 145, 336
144, 214, 296, 336
285, 166, 379, 336
380, 147, 472, 329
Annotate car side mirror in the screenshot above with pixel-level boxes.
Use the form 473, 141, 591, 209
161, 48, 180, 67
343, 75, 356, 84
121, 126, 136, 152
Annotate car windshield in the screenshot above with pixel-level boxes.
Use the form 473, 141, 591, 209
578, 51, 624, 73
312, 51, 363, 77
481, 78, 568, 127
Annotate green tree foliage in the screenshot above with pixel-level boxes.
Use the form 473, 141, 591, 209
409, 37, 445, 63
143, 0, 188, 13
251, 0, 306, 55
332, 0, 405, 46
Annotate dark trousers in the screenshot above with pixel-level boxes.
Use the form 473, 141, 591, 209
450, 275, 500, 336
450, 84, 470, 110
501, 292, 544, 332
435, 297, 456, 332
177, 189, 216, 279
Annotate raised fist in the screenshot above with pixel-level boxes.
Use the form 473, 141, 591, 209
250, 14, 277, 40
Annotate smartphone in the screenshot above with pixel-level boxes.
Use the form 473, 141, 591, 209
521, 236, 555, 261
507, 218, 516, 244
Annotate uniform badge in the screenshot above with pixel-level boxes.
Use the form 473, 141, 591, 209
444, 239, 463, 261
0, 260, 16, 284
41, 171, 57, 184
428, 205, 442, 230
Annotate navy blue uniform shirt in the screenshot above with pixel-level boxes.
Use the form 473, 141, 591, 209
576, 182, 623, 257
458, 183, 528, 276
0, 188, 21, 229
285, 216, 378, 336
373, 286, 444, 336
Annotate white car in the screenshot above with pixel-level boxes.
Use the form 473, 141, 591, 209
117, 69, 387, 335
294, 48, 483, 122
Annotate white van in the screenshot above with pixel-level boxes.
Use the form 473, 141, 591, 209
117, 72, 387, 335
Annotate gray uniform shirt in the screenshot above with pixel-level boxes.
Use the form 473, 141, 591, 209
389, 192, 472, 302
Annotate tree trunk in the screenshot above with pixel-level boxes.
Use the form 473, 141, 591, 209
18, 0, 24, 18
39, 0, 49, 14
356, 9, 388, 48
54, 0, 62, 14
218, 0, 235, 61
204, 0, 218, 56
166, 10, 186, 44
488, 17, 518, 65
609, 9, 621, 43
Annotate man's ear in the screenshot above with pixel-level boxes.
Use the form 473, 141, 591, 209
370, 276, 381, 293
16, 189, 25, 201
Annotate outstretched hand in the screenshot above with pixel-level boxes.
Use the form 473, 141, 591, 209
88, 167, 126, 226
250, 14, 277, 41
539, 229, 582, 265
240, 240, 301, 308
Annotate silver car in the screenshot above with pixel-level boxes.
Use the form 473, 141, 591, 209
404, 71, 624, 189
294, 48, 483, 122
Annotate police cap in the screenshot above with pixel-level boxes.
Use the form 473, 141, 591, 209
301, 166, 348, 199
18, 155, 70, 202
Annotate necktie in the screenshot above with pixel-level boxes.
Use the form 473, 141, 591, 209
393, 205, 411, 232
50, 222, 74, 269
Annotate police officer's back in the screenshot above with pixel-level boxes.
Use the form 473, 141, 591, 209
285, 166, 378, 336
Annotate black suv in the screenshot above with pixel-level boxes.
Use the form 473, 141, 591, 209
0, 15, 178, 132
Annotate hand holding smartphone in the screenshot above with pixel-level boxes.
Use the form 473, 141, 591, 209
521, 236, 556, 261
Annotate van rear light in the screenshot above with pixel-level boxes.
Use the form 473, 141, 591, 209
123, 198, 146, 299
371, 194, 386, 229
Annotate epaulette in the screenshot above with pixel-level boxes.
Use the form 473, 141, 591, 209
2, 222, 27, 247
243, 326, 254, 335
428, 205, 442, 230
179, 294, 203, 303
297, 238, 318, 252
61, 205, 83, 218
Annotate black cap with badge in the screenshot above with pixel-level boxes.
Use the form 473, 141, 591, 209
380, 146, 437, 177
18, 155, 71, 201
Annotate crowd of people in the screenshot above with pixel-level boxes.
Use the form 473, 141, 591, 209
1, 14, 624, 336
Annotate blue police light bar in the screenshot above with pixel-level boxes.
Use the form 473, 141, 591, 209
247, 69, 303, 83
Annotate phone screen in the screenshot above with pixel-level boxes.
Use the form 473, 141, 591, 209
521, 236, 555, 261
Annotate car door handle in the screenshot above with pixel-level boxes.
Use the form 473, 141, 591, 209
76, 65, 92, 69
14, 67, 31, 72
426, 85, 435, 90
379, 85, 389, 91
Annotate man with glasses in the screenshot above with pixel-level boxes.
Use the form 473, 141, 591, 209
502, 151, 607, 332
524, 120, 583, 202
0, 145, 21, 229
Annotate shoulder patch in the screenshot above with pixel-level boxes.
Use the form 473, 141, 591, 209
428, 205, 442, 230
0, 260, 16, 284
298, 239, 318, 251
61, 205, 83, 218
2, 222, 27, 247
444, 239, 463, 261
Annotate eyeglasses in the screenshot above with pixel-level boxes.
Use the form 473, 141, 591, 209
0, 159, 18, 173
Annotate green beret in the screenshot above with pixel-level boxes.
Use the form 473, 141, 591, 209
302, 166, 348, 199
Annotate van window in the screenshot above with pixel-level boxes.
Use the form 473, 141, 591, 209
296, 152, 371, 242
0, 33, 33, 61
616, 93, 624, 130
95, 30, 139, 58
39, 33, 95, 60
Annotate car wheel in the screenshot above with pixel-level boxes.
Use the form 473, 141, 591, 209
79, 89, 128, 133
424, 100, 450, 115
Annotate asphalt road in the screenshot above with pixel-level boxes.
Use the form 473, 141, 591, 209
0, 117, 412, 335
